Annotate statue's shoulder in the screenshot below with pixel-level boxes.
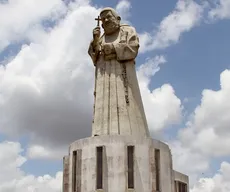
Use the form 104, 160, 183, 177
120, 24, 133, 29
120, 23, 130, 27
120, 24, 136, 33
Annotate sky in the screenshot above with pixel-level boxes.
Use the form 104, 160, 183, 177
0, 0, 230, 191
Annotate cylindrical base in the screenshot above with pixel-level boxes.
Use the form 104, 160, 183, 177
65, 135, 174, 192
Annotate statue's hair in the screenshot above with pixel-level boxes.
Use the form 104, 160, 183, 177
100, 7, 121, 20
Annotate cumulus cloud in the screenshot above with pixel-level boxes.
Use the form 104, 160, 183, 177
179, 70, 230, 157
0, 141, 62, 192
0, 141, 26, 183
0, 0, 67, 52
191, 161, 230, 192
209, 0, 230, 20
170, 141, 210, 186
0, 1, 99, 157
171, 69, 230, 189
27, 144, 66, 160
139, 0, 204, 53
137, 0, 230, 53
115, 0, 131, 22
137, 56, 183, 133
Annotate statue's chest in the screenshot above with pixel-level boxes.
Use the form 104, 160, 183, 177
102, 31, 121, 44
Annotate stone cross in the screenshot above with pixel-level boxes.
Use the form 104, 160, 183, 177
95, 16, 101, 27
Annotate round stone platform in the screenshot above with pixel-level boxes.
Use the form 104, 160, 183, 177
65, 135, 174, 192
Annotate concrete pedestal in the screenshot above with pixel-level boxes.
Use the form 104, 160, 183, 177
63, 135, 184, 192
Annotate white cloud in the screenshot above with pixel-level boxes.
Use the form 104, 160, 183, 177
115, 0, 131, 22
137, 56, 166, 86
179, 70, 230, 157
191, 161, 230, 192
170, 141, 210, 186
0, 2, 99, 155
0, 0, 67, 51
137, 56, 183, 133
209, 0, 230, 20
0, 141, 62, 192
139, 0, 204, 53
170, 69, 230, 189
0, 141, 26, 183
138, 0, 230, 53
27, 144, 66, 160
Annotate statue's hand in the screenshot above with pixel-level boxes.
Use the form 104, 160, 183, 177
93, 26, 101, 40
102, 43, 115, 55
92, 26, 101, 55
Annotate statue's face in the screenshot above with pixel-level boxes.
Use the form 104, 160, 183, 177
100, 11, 120, 35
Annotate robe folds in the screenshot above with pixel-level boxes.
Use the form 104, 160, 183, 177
88, 24, 150, 138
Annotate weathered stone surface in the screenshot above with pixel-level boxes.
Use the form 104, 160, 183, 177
62, 156, 69, 192
88, 7, 149, 138
67, 135, 174, 192
174, 171, 189, 192
64, 135, 190, 192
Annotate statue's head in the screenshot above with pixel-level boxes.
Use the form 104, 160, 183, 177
100, 7, 121, 35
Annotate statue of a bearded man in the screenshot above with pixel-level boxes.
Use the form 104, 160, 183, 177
88, 7, 150, 138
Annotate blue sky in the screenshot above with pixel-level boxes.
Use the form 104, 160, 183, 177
1, 0, 230, 191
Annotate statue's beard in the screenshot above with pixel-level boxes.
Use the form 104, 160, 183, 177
103, 21, 120, 35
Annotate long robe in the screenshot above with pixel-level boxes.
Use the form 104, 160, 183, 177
88, 24, 150, 138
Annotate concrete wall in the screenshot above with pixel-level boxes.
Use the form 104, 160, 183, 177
173, 170, 189, 192
63, 156, 69, 192
65, 135, 176, 192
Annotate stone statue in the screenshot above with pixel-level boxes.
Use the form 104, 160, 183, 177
88, 7, 150, 137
